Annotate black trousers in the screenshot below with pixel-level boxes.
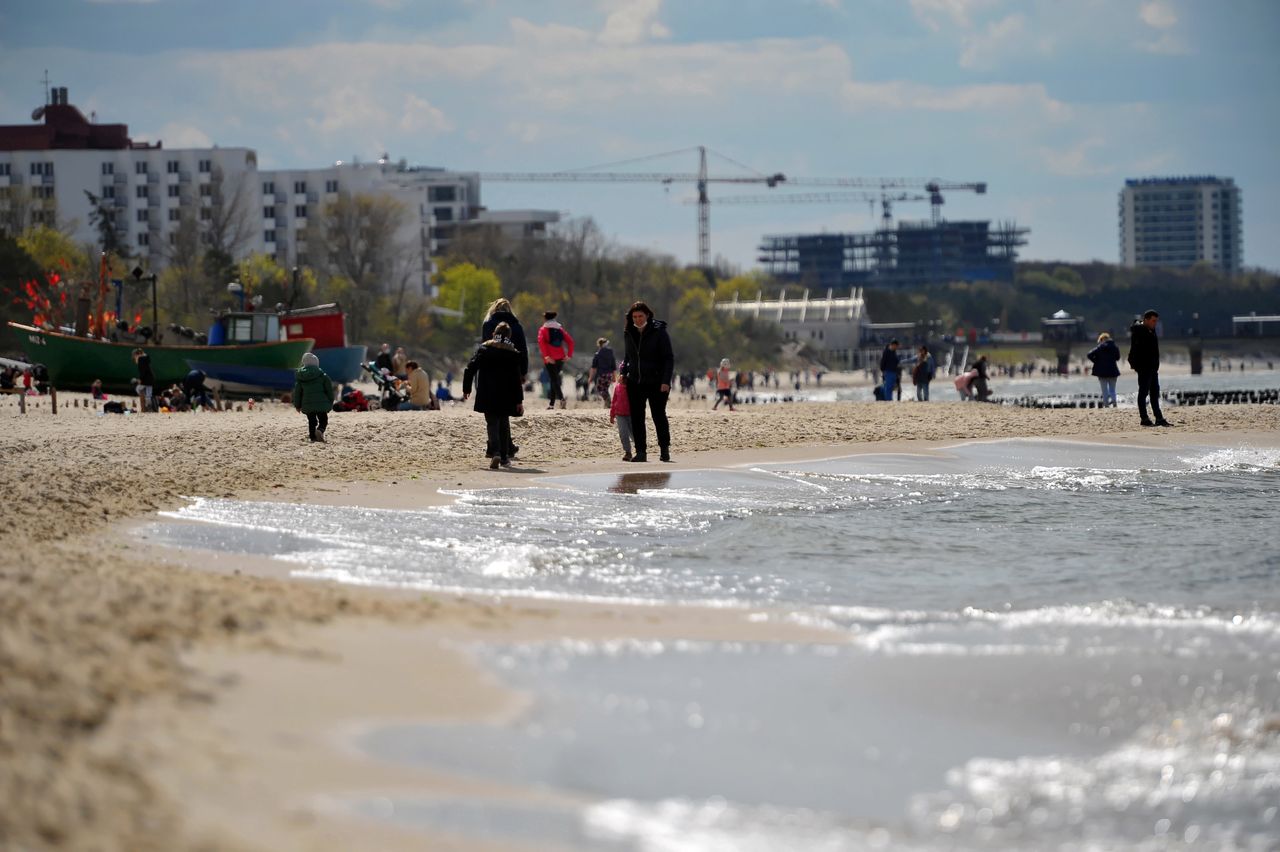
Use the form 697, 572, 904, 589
546, 360, 565, 404
484, 412, 512, 460
626, 382, 670, 456
1136, 369, 1163, 422
305, 411, 328, 441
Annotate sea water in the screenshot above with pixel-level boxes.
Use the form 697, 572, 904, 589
148, 440, 1280, 850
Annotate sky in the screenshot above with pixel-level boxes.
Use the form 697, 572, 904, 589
2, 0, 1278, 272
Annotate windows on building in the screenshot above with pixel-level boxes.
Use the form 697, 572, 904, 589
101, 162, 113, 176
102, 185, 115, 199
169, 209, 181, 222
295, 205, 307, 218
200, 208, 211, 221
293, 180, 307, 194
136, 209, 149, 222
428, 185, 456, 203
433, 206, 454, 222
264, 229, 276, 243
199, 183, 213, 197
263, 206, 275, 219
168, 185, 181, 198
167, 160, 180, 174
135, 161, 148, 175
30, 161, 53, 177
198, 159, 212, 173
325, 179, 339, 193
138, 232, 149, 248
263, 181, 275, 196
136, 185, 148, 199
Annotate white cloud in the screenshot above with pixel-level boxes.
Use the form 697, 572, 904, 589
959, 13, 1029, 69
1037, 136, 1110, 177
598, 0, 670, 46
153, 121, 212, 149
843, 79, 1071, 122
1139, 1, 1178, 29
399, 94, 454, 135
909, 0, 1000, 32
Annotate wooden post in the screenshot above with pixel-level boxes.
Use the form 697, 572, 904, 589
51, 387, 58, 414
19, 393, 26, 415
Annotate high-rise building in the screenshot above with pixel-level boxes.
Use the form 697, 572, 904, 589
0, 87, 556, 296
1118, 176, 1242, 274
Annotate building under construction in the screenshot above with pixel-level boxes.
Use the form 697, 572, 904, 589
758, 219, 1028, 292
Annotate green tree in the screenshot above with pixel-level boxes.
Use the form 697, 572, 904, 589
437, 262, 501, 329
83, 190, 125, 257
17, 226, 89, 279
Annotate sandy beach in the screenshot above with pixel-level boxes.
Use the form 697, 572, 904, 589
1, 389, 1277, 850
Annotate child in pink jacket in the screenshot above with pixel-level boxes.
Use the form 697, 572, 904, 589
609, 373, 634, 461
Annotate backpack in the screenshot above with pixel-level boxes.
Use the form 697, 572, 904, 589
547, 326, 564, 349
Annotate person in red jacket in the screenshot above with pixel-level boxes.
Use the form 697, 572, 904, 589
537, 310, 575, 410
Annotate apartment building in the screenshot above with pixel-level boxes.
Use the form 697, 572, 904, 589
0, 88, 556, 296
1118, 176, 1243, 274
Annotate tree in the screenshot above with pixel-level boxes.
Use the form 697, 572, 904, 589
17, 226, 89, 279
314, 192, 412, 340
83, 190, 125, 257
436, 262, 501, 329
206, 169, 256, 260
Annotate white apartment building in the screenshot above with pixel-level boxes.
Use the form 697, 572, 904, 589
1118, 176, 1243, 275
0, 87, 557, 296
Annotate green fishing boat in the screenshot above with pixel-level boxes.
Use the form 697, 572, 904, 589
9, 320, 314, 395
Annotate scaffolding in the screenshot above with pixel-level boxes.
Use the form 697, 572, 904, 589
758, 219, 1028, 292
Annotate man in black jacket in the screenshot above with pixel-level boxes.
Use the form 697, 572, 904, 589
1127, 309, 1170, 427
879, 339, 900, 402
620, 300, 675, 463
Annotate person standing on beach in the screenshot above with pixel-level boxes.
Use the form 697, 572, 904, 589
971, 355, 992, 402
609, 373, 634, 461
1128, 309, 1170, 427
292, 352, 335, 443
879, 340, 900, 401
538, 310, 574, 409
912, 345, 936, 401
588, 337, 617, 406
621, 300, 675, 463
463, 321, 525, 469
131, 348, 154, 412
1087, 332, 1122, 407
712, 358, 736, 411
481, 299, 529, 379
373, 343, 394, 375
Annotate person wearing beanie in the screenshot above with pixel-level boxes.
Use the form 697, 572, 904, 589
293, 351, 335, 442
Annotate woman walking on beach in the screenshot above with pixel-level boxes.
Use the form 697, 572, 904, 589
620, 300, 675, 463
463, 322, 525, 469
1087, 332, 1122, 407
481, 299, 529, 379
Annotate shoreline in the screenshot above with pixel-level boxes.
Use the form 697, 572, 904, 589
2, 397, 1278, 850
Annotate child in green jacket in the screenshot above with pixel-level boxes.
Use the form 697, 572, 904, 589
292, 352, 335, 442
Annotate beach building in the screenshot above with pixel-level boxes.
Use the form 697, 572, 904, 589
757, 219, 1027, 292
715, 287, 870, 367
0, 87, 557, 296
1118, 176, 1243, 274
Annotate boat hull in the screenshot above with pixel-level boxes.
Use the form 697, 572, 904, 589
9, 323, 314, 394
316, 345, 367, 385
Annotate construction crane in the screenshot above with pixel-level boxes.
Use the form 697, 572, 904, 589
773, 179, 989, 225
695, 191, 932, 230
480, 146, 786, 268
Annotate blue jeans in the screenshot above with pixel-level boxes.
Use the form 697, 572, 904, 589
882, 371, 897, 401
1097, 377, 1117, 406
915, 381, 930, 401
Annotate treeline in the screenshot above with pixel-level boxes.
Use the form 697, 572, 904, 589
862, 262, 1280, 339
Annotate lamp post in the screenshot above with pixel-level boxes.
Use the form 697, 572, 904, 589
130, 265, 159, 341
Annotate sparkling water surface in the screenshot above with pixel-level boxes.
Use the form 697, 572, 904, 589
147, 439, 1280, 850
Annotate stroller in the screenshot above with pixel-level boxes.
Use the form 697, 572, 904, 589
362, 361, 409, 410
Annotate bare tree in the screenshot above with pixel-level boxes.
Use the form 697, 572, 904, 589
206, 168, 256, 259
314, 192, 411, 339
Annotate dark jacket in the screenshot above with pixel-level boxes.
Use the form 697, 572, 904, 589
880, 345, 900, 374
373, 351, 394, 374
292, 365, 335, 414
1127, 321, 1160, 372
1087, 339, 1122, 378
592, 346, 617, 375
481, 311, 529, 375
621, 319, 674, 386
463, 338, 524, 415
135, 353, 155, 386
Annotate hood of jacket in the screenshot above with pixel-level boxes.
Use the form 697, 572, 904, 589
296, 364, 326, 382
541, 319, 563, 330
483, 337, 517, 351
626, 317, 667, 334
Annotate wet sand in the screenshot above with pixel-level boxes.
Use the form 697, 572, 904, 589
1, 389, 1276, 850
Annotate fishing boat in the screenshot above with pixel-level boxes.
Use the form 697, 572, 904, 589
277, 303, 366, 384
9, 314, 313, 395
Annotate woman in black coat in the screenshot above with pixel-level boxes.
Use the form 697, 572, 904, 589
480, 298, 529, 377
1086, 332, 1122, 407
620, 300, 675, 463
463, 322, 525, 469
